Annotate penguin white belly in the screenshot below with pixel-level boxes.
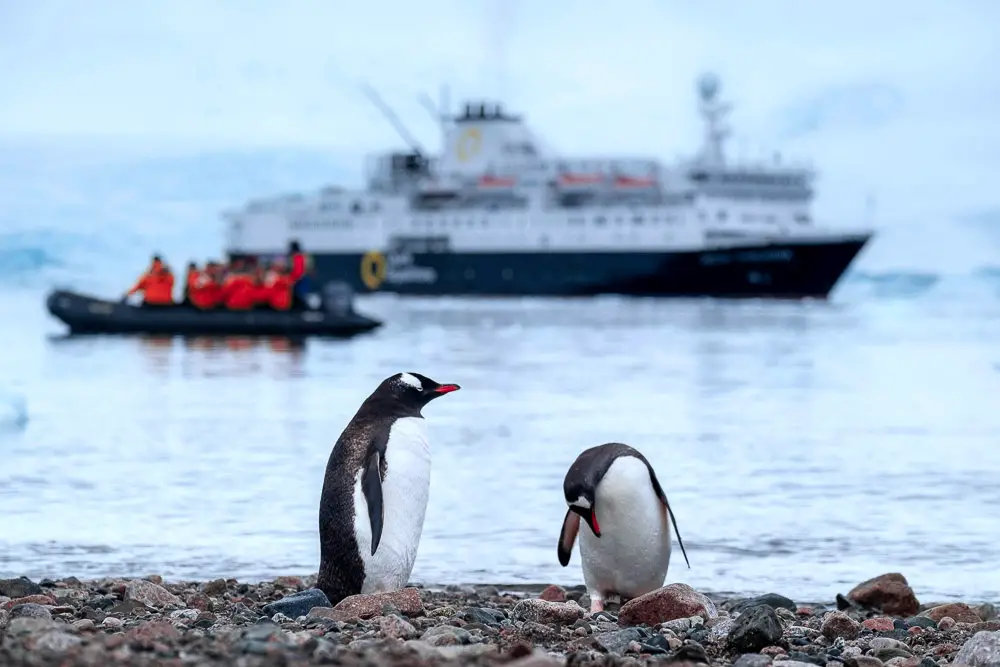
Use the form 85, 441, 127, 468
578, 456, 672, 602
351, 416, 431, 593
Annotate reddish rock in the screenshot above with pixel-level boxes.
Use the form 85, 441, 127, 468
185, 592, 214, 612
617, 583, 718, 627
937, 616, 955, 631
931, 642, 958, 656
907, 626, 924, 636
922, 602, 981, 624
126, 620, 179, 650
821, 610, 861, 639
2, 595, 56, 610
796, 606, 814, 616
539, 585, 567, 602
847, 573, 920, 616
760, 646, 787, 657
273, 576, 305, 591
315, 587, 423, 621
863, 617, 896, 632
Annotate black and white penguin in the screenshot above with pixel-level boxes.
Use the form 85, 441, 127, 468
557, 442, 690, 612
316, 372, 460, 605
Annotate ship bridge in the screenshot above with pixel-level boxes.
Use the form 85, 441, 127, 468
436, 100, 546, 177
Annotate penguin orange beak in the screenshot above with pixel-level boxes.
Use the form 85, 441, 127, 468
433, 384, 460, 394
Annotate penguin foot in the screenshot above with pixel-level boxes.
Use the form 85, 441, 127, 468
590, 598, 605, 613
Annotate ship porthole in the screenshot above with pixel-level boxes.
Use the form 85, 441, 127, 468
502, 268, 513, 280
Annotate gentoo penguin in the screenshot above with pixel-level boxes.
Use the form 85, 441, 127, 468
557, 442, 690, 612
316, 372, 460, 605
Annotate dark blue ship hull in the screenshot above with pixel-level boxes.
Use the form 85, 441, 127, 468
242, 235, 870, 299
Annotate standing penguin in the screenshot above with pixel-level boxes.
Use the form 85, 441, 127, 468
317, 372, 460, 605
557, 442, 690, 612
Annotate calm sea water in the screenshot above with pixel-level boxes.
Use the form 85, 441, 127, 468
2, 282, 1000, 604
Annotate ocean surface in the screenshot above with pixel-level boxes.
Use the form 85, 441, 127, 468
2, 144, 1000, 604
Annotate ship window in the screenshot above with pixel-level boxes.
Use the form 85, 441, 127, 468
594, 216, 606, 225
717, 211, 727, 221
794, 214, 810, 224
351, 201, 362, 214
632, 215, 643, 224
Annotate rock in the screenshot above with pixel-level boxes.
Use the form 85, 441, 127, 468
539, 584, 567, 602
33, 628, 83, 653
123, 579, 182, 609
854, 657, 886, 667
922, 602, 982, 624
847, 573, 919, 617
732, 594, 798, 614
0, 577, 43, 598
421, 624, 472, 646
871, 638, 910, 651
459, 606, 505, 626
734, 654, 774, 667
2, 594, 57, 610
326, 587, 424, 620
905, 616, 938, 629
9, 603, 52, 621
618, 583, 718, 627
272, 575, 305, 591
202, 579, 228, 595
380, 614, 418, 639
954, 631, 1000, 667
821, 611, 861, 640
72, 618, 96, 631
594, 627, 648, 655
979, 604, 999, 622
728, 605, 783, 654
262, 587, 331, 618
102, 616, 124, 629
864, 617, 896, 632
511, 598, 585, 625
875, 648, 914, 662
938, 617, 956, 631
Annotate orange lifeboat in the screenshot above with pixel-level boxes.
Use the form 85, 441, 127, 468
613, 174, 657, 188
478, 174, 517, 188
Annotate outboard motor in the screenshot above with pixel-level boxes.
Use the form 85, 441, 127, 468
322, 281, 355, 317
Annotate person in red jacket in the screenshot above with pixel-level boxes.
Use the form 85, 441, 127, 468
189, 262, 223, 309
264, 260, 293, 310
221, 261, 255, 310
287, 240, 318, 309
250, 263, 270, 308
124, 255, 175, 306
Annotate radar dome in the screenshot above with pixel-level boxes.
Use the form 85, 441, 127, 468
697, 72, 720, 100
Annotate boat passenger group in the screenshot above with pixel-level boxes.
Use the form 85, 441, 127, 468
124, 241, 317, 311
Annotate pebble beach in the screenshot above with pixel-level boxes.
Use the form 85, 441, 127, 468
2, 573, 999, 667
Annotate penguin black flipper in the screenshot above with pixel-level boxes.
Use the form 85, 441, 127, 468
361, 430, 389, 556
557, 508, 581, 566
647, 468, 691, 568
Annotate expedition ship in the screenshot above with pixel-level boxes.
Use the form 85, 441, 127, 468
222, 74, 873, 298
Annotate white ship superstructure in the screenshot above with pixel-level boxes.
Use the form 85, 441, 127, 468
222, 74, 872, 299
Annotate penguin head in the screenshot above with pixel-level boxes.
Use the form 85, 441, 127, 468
383, 372, 460, 409
564, 485, 601, 538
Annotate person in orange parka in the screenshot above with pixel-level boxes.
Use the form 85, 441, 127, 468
221, 259, 256, 310
189, 262, 224, 309
250, 263, 270, 308
264, 259, 293, 310
124, 255, 175, 306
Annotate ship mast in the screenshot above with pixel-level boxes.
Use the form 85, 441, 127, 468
696, 72, 731, 168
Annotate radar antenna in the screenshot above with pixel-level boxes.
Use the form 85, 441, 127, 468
696, 72, 732, 167
358, 82, 426, 155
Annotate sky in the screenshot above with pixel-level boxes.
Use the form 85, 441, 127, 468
1, 0, 999, 272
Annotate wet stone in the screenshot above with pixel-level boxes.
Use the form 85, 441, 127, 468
261, 587, 331, 619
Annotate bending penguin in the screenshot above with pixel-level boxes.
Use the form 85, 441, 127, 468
316, 372, 460, 605
557, 442, 690, 612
